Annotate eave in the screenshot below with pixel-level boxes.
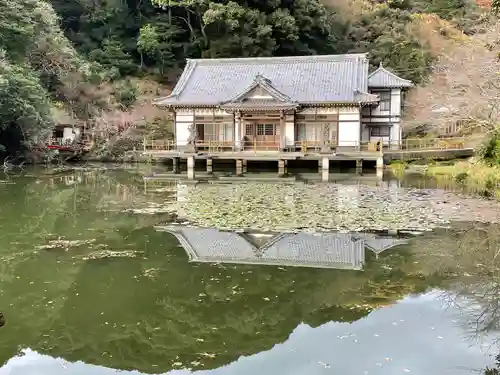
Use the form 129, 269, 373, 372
156, 101, 377, 110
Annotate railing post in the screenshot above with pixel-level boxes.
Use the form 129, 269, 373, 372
253, 138, 256, 152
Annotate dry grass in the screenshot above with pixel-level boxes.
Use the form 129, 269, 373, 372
426, 159, 500, 197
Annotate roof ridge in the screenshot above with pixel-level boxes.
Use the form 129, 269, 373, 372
187, 53, 368, 64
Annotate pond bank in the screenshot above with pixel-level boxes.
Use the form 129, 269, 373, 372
390, 158, 500, 199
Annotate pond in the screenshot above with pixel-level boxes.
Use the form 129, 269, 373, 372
1, 164, 500, 375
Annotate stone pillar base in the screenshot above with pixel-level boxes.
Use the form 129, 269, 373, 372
236, 159, 243, 176
321, 156, 329, 182
376, 157, 384, 170
187, 156, 195, 180
278, 159, 286, 176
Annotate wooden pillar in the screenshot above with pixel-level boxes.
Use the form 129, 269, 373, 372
235, 112, 241, 150
172, 109, 177, 149
232, 112, 236, 149
187, 156, 195, 180
280, 111, 285, 150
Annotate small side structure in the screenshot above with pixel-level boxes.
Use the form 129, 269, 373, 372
154, 54, 412, 152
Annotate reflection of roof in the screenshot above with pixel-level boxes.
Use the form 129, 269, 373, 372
156, 226, 409, 270
354, 233, 409, 255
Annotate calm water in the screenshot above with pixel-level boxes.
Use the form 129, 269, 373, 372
1, 165, 500, 375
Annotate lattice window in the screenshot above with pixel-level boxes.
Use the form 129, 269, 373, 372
370, 126, 390, 137
219, 123, 233, 141
203, 123, 217, 141
256, 124, 276, 135
296, 123, 335, 141
246, 124, 253, 136
257, 124, 265, 135
378, 91, 391, 111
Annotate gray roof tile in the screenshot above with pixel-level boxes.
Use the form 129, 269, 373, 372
156, 54, 374, 106
368, 64, 413, 88
157, 226, 409, 269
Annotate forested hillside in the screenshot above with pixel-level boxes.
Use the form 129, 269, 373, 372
0, 0, 489, 157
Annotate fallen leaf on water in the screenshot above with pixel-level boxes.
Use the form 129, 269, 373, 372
198, 353, 216, 358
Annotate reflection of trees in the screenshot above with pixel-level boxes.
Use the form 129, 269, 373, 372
485, 354, 500, 374
0, 169, 170, 364
1, 225, 441, 373
414, 223, 500, 368
0, 169, 474, 374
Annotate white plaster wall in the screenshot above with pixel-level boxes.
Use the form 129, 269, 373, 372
285, 114, 295, 146
62, 127, 80, 142
175, 113, 193, 146
338, 108, 360, 147
390, 88, 402, 116
390, 120, 401, 146
235, 116, 241, 147
369, 88, 401, 118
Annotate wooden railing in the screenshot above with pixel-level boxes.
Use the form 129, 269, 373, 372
399, 137, 467, 151
195, 140, 236, 152
143, 139, 176, 151
142, 137, 474, 153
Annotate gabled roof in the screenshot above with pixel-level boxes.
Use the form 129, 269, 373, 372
155, 226, 406, 270
155, 54, 374, 107
222, 74, 294, 104
368, 63, 413, 88
220, 74, 300, 111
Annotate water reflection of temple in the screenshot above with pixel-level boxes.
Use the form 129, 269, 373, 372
156, 225, 408, 270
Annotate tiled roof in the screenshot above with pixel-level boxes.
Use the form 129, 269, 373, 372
156, 226, 375, 270
354, 90, 379, 104
368, 63, 413, 88
155, 54, 373, 106
354, 233, 408, 254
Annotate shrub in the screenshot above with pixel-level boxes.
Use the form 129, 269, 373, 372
454, 171, 468, 183
113, 81, 138, 109
479, 131, 500, 165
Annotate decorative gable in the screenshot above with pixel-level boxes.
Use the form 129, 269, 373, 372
219, 74, 300, 111
244, 86, 274, 100
222, 74, 294, 104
